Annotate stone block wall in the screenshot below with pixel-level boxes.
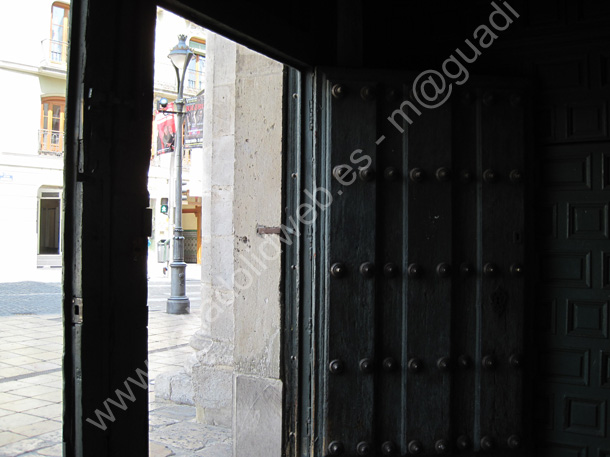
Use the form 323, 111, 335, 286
190, 32, 284, 456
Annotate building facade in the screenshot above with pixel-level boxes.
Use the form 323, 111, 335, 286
0, 1, 69, 279
149, 7, 207, 271
0, 3, 206, 280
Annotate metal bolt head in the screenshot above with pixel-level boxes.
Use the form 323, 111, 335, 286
409, 86, 417, 102
509, 169, 523, 183
382, 357, 398, 372
510, 263, 523, 277
436, 263, 451, 278
359, 167, 376, 182
382, 441, 397, 455
331, 84, 346, 99
384, 167, 399, 181
435, 439, 450, 454
460, 263, 474, 276
510, 93, 522, 107
507, 435, 522, 449
408, 440, 423, 455
329, 359, 345, 374
387, 88, 400, 101
437, 357, 451, 371
359, 358, 374, 374
461, 170, 473, 182
456, 435, 471, 450
407, 358, 423, 373
383, 263, 399, 278
509, 354, 523, 369
480, 436, 494, 451
333, 165, 354, 183
483, 263, 497, 277
482, 355, 497, 370
409, 168, 425, 182
436, 167, 451, 182
357, 441, 372, 455
330, 263, 346, 278
483, 169, 497, 183
360, 86, 375, 101
328, 441, 345, 455
407, 263, 423, 278
482, 92, 495, 106
462, 91, 474, 104
359, 262, 375, 278
458, 354, 472, 369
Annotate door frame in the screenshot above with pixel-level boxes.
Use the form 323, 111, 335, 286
63, 1, 156, 455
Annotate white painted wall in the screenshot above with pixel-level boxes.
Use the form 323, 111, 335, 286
0, 0, 59, 67
0, 0, 69, 280
0, 3, 207, 279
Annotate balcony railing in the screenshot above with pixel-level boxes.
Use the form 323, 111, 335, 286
154, 62, 204, 96
40, 39, 68, 68
186, 68, 204, 92
39, 130, 64, 156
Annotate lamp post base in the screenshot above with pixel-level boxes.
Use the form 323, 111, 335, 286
167, 259, 189, 314
167, 296, 190, 314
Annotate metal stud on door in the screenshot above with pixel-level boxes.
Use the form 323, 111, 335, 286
313, 70, 528, 456
324, 76, 378, 455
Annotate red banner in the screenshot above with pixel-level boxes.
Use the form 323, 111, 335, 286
155, 102, 176, 155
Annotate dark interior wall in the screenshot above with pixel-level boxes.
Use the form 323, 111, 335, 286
157, 0, 610, 72
158, 0, 337, 68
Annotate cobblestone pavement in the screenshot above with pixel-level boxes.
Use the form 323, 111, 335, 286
0, 282, 61, 316
0, 263, 231, 457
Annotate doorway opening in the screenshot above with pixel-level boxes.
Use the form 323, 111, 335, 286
144, 8, 286, 455
37, 187, 63, 270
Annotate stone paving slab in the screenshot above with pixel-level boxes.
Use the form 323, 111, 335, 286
0, 283, 61, 317
149, 403, 231, 457
0, 266, 233, 456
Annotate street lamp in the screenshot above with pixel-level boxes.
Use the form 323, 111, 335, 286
166, 34, 193, 315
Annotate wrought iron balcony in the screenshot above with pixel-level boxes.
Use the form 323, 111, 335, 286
40, 39, 69, 68
39, 130, 64, 156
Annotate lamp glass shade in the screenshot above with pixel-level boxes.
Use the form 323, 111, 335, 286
168, 35, 193, 72
168, 52, 187, 70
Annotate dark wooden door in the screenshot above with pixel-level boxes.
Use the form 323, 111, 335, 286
309, 70, 530, 456
533, 47, 610, 456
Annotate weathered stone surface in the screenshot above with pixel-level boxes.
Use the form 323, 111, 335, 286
231, 43, 283, 383
154, 371, 195, 406
149, 441, 173, 457
150, 418, 231, 453
194, 442, 232, 457
200, 284, 234, 340
211, 136, 236, 188
190, 334, 234, 366
211, 188, 233, 236
191, 365, 233, 427
234, 375, 282, 457
192, 32, 284, 451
